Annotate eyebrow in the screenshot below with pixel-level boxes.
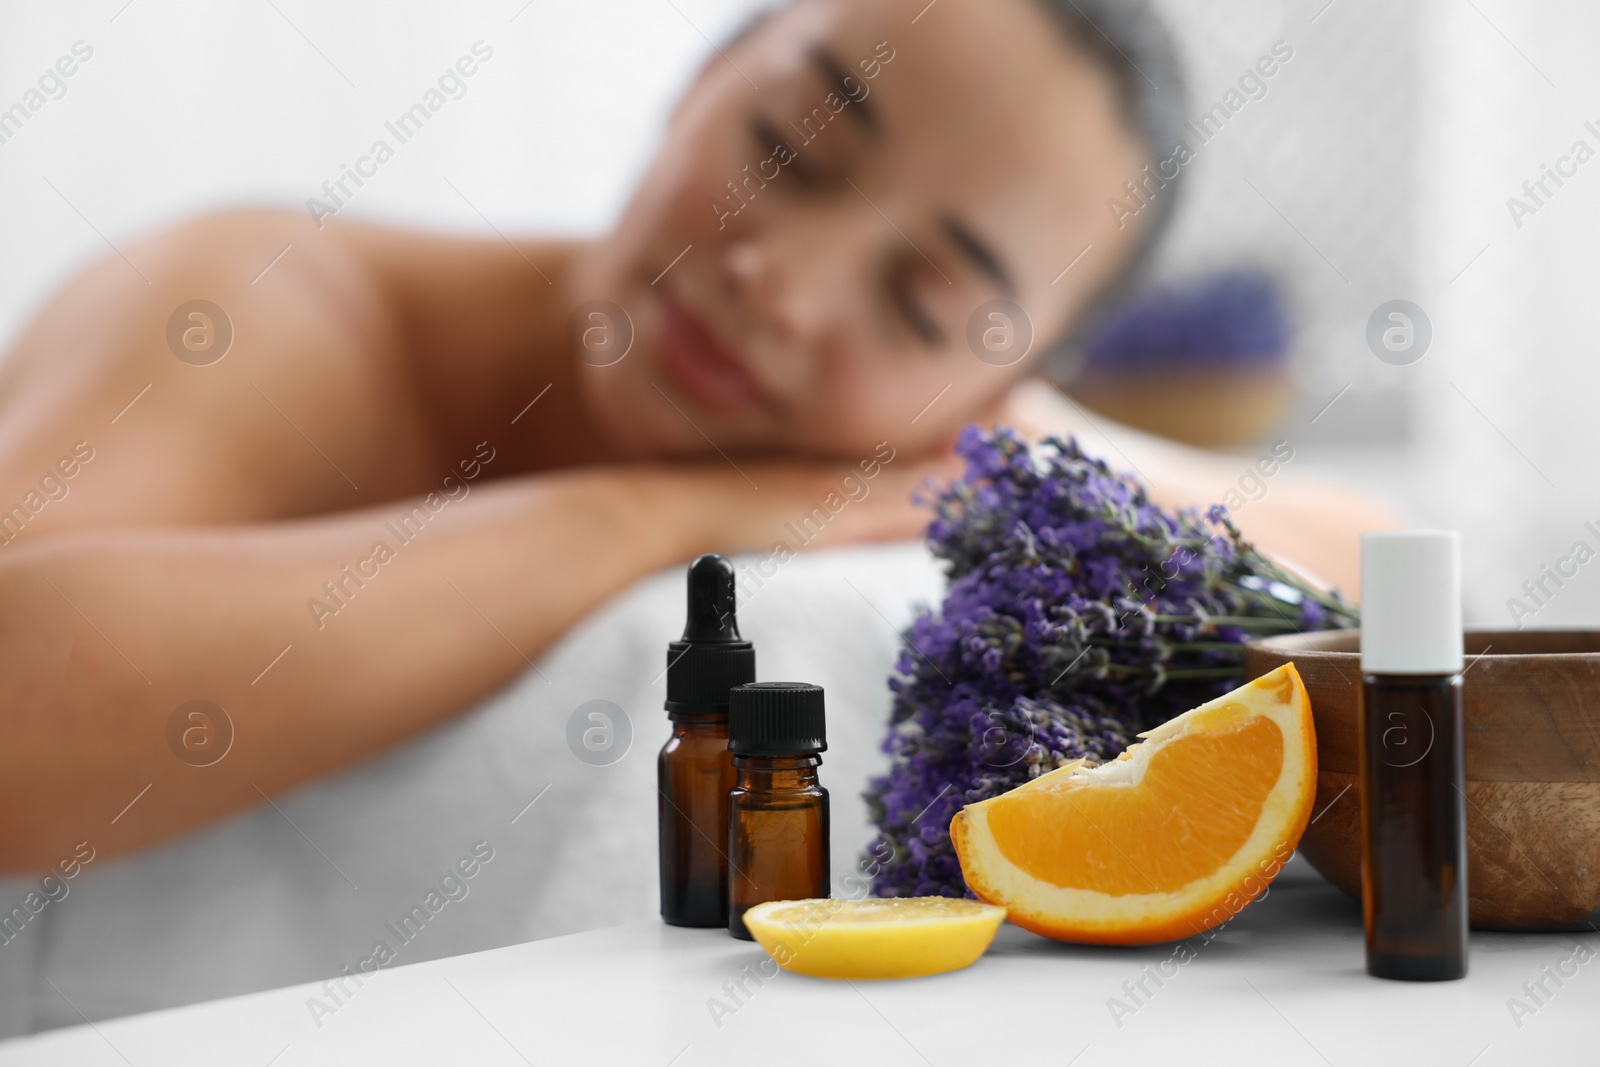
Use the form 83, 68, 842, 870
940, 215, 1014, 294
810, 49, 877, 133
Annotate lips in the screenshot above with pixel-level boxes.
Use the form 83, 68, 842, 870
654, 293, 766, 414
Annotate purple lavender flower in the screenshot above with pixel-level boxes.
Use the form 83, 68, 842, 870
1083, 268, 1291, 373
864, 427, 1357, 898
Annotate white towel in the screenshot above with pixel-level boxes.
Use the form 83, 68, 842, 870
0, 541, 943, 1035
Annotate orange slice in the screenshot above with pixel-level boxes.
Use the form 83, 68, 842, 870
951, 664, 1316, 944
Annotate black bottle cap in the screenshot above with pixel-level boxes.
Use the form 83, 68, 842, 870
729, 682, 826, 755
665, 555, 755, 718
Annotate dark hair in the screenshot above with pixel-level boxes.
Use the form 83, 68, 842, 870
1036, 0, 1187, 265
1030, 0, 1188, 376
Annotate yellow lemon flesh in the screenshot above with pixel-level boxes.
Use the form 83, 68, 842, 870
742, 897, 1007, 979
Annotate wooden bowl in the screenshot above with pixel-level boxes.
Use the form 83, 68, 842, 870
1065, 367, 1293, 449
1244, 629, 1600, 930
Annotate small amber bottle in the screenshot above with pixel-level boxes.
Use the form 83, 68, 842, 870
658, 555, 755, 928
1358, 530, 1468, 980
727, 682, 829, 940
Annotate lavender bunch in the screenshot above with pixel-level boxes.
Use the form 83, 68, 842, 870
864, 426, 1356, 898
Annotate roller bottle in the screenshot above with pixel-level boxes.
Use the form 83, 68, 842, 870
1358, 530, 1468, 980
658, 555, 755, 928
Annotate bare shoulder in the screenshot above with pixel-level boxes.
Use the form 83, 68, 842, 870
0, 208, 549, 526
135, 209, 575, 466
321, 217, 576, 463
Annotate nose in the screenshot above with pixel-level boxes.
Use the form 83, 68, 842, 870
716, 203, 873, 347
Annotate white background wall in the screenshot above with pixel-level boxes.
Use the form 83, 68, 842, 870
2, 0, 1598, 628
0, 0, 758, 331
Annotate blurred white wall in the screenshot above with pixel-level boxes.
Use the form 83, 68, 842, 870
1417, 0, 1600, 630
0, 0, 767, 344
1151, 0, 1422, 441
2, 0, 1597, 629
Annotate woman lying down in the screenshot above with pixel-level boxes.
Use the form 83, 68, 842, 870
0, 0, 1389, 875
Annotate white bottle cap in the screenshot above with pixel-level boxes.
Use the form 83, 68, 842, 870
1360, 530, 1463, 674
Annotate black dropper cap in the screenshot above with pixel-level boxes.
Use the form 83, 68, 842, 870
728, 682, 827, 755
665, 555, 755, 719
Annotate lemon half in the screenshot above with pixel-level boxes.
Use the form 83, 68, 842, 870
742, 897, 1007, 979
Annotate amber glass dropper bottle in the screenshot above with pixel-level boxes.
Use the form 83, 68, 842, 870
726, 682, 829, 941
1358, 530, 1468, 980
658, 555, 755, 928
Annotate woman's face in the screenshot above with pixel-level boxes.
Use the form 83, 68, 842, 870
571, 0, 1147, 460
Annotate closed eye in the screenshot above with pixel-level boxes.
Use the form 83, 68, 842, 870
749, 116, 834, 189
888, 268, 943, 346
749, 116, 790, 159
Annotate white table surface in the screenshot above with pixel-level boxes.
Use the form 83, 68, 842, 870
0, 856, 1592, 1066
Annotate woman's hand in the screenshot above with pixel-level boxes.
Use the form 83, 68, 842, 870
621, 442, 965, 559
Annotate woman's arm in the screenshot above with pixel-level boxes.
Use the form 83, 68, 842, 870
0, 454, 942, 873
